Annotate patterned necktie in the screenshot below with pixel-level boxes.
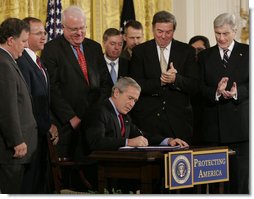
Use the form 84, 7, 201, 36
36, 56, 43, 69
74, 46, 89, 84
118, 114, 125, 137
110, 62, 117, 84
222, 49, 229, 68
36, 56, 47, 83
160, 47, 167, 73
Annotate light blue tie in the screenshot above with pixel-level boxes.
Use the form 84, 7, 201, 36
110, 62, 117, 84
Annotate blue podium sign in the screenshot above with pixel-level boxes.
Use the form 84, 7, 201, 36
193, 149, 229, 184
164, 148, 229, 190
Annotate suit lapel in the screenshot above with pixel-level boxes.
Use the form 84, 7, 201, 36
122, 115, 130, 138
0, 49, 29, 90
23, 51, 48, 93
82, 41, 97, 87
169, 40, 181, 69
61, 37, 89, 85
228, 42, 242, 71
105, 99, 124, 138
147, 40, 162, 76
118, 58, 128, 78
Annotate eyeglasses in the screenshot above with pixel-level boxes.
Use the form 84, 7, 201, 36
63, 25, 86, 34
30, 31, 48, 37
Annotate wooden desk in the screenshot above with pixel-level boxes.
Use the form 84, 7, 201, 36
89, 151, 164, 193
89, 147, 235, 194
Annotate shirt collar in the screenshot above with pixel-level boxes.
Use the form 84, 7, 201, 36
219, 40, 235, 52
25, 48, 37, 62
156, 41, 172, 51
104, 55, 119, 65
109, 97, 120, 116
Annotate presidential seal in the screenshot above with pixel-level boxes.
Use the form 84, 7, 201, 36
172, 155, 191, 184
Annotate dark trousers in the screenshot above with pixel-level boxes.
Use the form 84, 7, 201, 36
228, 141, 249, 194
21, 135, 53, 193
0, 164, 24, 194
204, 141, 249, 194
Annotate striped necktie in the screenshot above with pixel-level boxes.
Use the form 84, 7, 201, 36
222, 49, 229, 68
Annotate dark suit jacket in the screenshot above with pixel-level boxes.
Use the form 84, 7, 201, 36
198, 41, 249, 143
129, 39, 198, 142
82, 99, 165, 152
120, 49, 131, 60
105, 57, 129, 89
17, 50, 51, 134
0, 49, 37, 164
41, 35, 110, 126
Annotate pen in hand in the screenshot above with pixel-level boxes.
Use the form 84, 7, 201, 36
138, 129, 144, 136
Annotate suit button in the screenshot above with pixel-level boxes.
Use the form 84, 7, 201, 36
157, 113, 160, 117
163, 101, 166, 104
162, 107, 165, 110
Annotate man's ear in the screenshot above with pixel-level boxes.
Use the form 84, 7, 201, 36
6, 36, 14, 47
123, 34, 127, 41
113, 88, 120, 98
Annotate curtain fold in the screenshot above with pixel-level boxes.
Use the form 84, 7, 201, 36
0, 0, 172, 44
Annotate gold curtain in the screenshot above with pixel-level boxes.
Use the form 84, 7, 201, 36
0, 0, 172, 44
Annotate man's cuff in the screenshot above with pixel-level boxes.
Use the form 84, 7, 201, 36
215, 92, 221, 101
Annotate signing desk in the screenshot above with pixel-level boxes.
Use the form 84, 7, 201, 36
89, 146, 234, 194
89, 150, 163, 193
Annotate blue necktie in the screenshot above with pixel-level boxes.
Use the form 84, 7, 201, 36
110, 62, 117, 84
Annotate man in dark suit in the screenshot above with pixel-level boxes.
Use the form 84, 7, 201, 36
120, 20, 144, 60
16, 17, 59, 193
41, 6, 110, 159
102, 28, 129, 92
198, 13, 249, 194
129, 11, 198, 144
0, 18, 37, 194
82, 77, 188, 152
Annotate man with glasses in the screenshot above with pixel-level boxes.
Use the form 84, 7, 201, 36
16, 17, 59, 193
41, 6, 110, 160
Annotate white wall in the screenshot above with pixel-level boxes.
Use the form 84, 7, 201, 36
172, 0, 246, 46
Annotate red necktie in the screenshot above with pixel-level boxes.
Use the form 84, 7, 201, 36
118, 114, 125, 137
36, 56, 47, 82
74, 46, 89, 84
36, 56, 43, 68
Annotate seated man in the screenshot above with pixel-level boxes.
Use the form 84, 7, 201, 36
81, 77, 188, 152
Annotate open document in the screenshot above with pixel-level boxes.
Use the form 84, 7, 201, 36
119, 145, 188, 151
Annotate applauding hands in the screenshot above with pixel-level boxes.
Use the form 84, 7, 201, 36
160, 62, 177, 85
217, 77, 237, 99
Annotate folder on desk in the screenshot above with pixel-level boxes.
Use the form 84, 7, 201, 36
119, 145, 184, 151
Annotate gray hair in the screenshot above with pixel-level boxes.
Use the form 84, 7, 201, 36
112, 77, 141, 95
62, 5, 86, 25
214, 13, 237, 32
152, 11, 177, 30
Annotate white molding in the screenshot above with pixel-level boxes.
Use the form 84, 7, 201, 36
172, 0, 243, 45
